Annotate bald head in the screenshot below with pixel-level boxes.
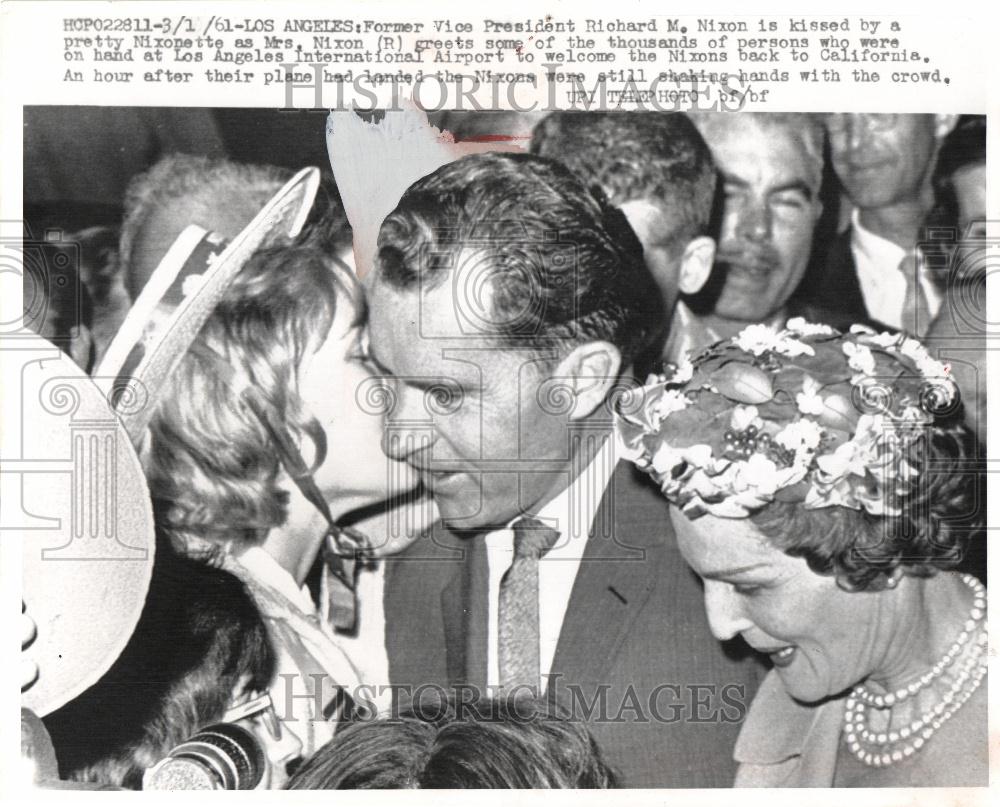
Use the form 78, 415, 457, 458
120, 155, 292, 299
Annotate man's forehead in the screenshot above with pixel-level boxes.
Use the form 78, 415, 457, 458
370, 248, 502, 341
715, 124, 817, 193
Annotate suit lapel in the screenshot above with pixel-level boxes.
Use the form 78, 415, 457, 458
829, 230, 869, 321
550, 463, 665, 686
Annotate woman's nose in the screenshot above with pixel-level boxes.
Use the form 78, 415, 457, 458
703, 581, 754, 642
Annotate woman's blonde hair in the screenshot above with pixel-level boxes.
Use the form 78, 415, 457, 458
145, 233, 361, 558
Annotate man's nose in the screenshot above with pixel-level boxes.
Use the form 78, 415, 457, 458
381, 386, 436, 461
735, 199, 772, 244
703, 581, 754, 642
382, 427, 434, 462
845, 114, 877, 152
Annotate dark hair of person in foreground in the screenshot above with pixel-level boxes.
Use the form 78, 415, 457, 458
286, 695, 619, 789
42, 538, 275, 789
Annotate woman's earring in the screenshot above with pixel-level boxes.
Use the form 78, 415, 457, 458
885, 572, 901, 589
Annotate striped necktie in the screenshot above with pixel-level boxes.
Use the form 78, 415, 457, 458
899, 250, 931, 336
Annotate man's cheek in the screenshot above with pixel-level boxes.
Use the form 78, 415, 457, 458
433, 411, 484, 461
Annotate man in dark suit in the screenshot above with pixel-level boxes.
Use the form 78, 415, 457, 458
796, 114, 958, 335
365, 152, 761, 787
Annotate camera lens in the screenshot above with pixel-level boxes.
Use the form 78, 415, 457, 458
143, 723, 266, 790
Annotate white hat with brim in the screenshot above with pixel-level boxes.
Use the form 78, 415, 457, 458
13, 336, 154, 717
18, 167, 320, 718
95, 166, 321, 446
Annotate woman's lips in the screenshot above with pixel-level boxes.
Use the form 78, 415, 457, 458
768, 646, 797, 668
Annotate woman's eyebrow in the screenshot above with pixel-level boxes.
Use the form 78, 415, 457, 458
702, 562, 770, 580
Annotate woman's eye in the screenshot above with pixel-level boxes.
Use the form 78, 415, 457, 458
732, 583, 762, 596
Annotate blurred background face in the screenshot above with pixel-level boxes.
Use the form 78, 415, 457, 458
366, 264, 573, 531
300, 296, 417, 517
708, 119, 821, 323
827, 113, 938, 209
670, 509, 886, 704
953, 163, 986, 238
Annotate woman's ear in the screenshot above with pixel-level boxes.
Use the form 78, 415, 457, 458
678, 237, 716, 295
551, 341, 622, 421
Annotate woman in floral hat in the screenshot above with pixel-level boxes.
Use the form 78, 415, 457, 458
616, 319, 986, 786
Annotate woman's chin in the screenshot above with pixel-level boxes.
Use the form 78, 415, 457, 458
773, 659, 834, 704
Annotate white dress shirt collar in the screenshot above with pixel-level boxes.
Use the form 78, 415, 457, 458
850, 210, 942, 329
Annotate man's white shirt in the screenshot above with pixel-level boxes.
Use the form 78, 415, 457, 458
850, 210, 942, 330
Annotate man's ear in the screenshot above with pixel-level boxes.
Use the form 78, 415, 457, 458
934, 114, 959, 141
551, 341, 622, 421
678, 236, 715, 295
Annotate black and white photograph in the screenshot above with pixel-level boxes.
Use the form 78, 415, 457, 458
2, 1, 995, 800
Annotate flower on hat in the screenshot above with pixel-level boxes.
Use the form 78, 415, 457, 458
735, 323, 815, 357
656, 388, 692, 420
668, 356, 694, 385
795, 375, 826, 416
843, 341, 876, 377
730, 405, 763, 432
786, 317, 836, 337
775, 418, 823, 453
612, 321, 948, 520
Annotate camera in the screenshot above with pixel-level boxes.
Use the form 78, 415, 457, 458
142, 723, 266, 790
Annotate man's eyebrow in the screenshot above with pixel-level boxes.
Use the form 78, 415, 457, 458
720, 171, 750, 189
701, 562, 770, 580
364, 352, 463, 392
721, 172, 815, 202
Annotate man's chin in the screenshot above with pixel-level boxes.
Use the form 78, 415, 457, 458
713, 302, 774, 324
433, 492, 511, 533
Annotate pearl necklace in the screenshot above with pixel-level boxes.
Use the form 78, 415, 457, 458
843, 574, 988, 768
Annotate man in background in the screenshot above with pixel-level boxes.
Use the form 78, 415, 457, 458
531, 112, 716, 368
801, 113, 958, 335
687, 112, 832, 342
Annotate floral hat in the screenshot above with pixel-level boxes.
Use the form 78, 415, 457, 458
615, 319, 958, 519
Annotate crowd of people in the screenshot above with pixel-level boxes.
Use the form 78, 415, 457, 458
20, 109, 987, 790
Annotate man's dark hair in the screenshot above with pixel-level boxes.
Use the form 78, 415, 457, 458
531, 112, 716, 250
287, 695, 619, 789
43, 539, 275, 789
373, 152, 664, 368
